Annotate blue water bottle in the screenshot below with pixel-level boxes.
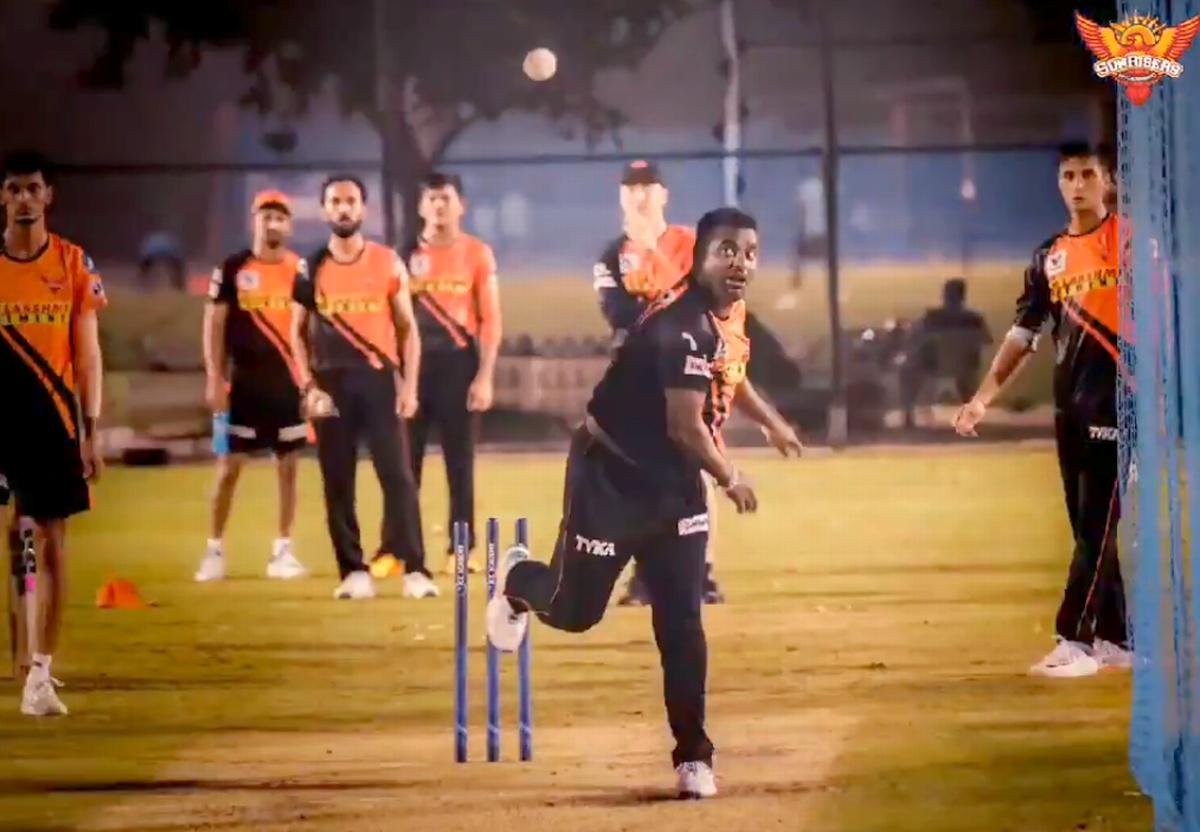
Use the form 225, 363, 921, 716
212, 411, 230, 457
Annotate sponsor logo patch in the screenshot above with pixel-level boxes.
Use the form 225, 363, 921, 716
684, 354, 713, 378
575, 535, 616, 557
678, 513, 710, 536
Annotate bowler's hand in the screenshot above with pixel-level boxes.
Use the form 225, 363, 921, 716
953, 399, 987, 437
724, 474, 758, 514
763, 422, 803, 457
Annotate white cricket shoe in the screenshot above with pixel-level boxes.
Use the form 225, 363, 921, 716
1030, 639, 1100, 678
402, 571, 440, 599
21, 674, 68, 717
267, 541, 308, 580
193, 548, 226, 583
675, 761, 717, 799
1093, 639, 1133, 670
333, 571, 376, 600
486, 545, 531, 653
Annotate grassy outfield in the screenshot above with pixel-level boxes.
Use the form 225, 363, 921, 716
0, 446, 1147, 831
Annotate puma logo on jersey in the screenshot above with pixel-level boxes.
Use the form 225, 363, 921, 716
575, 535, 616, 557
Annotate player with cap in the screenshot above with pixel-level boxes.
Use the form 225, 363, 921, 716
593, 161, 725, 607
194, 189, 309, 582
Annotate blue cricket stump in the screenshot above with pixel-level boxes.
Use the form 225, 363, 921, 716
453, 517, 533, 763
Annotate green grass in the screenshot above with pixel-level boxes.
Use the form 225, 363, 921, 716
0, 447, 1148, 831
102, 261, 1054, 409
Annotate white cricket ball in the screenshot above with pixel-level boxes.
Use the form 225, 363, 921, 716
523, 48, 557, 82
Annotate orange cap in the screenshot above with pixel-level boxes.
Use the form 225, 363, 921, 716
252, 189, 291, 215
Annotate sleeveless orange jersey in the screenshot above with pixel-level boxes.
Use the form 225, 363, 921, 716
0, 234, 106, 436
405, 233, 501, 352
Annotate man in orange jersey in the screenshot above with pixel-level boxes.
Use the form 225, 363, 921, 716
194, 190, 309, 583
400, 172, 501, 573
291, 174, 438, 601
0, 151, 105, 716
955, 143, 1128, 678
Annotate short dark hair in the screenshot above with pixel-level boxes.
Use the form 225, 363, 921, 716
320, 173, 367, 204
692, 207, 758, 268
1, 150, 53, 184
943, 278, 966, 305
419, 171, 464, 198
1058, 141, 1113, 173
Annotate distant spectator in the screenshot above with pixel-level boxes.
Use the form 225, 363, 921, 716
900, 278, 992, 426
138, 231, 185, 291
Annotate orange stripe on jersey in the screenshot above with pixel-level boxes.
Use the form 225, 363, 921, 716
314, 242, 401, 366
247, 310, 302, 386
408, 234, 501, 347
416, 295, 469, 349
0, 326, 76, 438
1061, 298, 1124, 368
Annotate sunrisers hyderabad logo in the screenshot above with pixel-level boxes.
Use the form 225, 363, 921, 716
1076, 11, 1200, 105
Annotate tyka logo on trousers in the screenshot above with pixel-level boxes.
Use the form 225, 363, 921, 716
575, 535, 616, 557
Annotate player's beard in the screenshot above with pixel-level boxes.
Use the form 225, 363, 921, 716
331, 218, 362, 239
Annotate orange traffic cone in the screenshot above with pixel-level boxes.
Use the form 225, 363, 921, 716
95, 578, 149, 609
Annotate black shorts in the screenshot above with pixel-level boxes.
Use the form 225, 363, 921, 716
0, 421, 90, 522
227, 380, 306, 456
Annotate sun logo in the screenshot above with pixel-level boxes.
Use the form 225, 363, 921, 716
1076, 11, 1200, 105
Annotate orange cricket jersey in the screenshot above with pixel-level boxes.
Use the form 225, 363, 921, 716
209, 249, 301, 386
0, 234, 106, 437
294, 241, 404, 370
709, 300, 750, 447
621, 224, 695, 299
406, 233, 501, 352
1015, 213, 1121, 420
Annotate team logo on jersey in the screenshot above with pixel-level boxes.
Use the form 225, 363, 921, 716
619, 253, 640, 275
408, 253, 430, 276
1045, 250, 1068, 277
236, 270, 260, 291
39, 273, 66, 293
1076, 12, 1200, 105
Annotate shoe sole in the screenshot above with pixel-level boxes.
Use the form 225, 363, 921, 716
1030, 660, 1101, 678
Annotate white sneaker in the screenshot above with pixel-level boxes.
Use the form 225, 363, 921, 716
21, 674, 68, 717
194, 550, 226, 583
402, 571, 440, 599
333, 571, 376, 600
267, 541, 308, 580
1030, 639, 1100, 678
486, 545, 531, 653
1093, 639, 1133, 670
675, 761, 717, 799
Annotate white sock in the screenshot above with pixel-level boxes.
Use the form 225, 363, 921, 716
272, 538, 291, 559
29, 653, 51, 682
207, 538, 223, 556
